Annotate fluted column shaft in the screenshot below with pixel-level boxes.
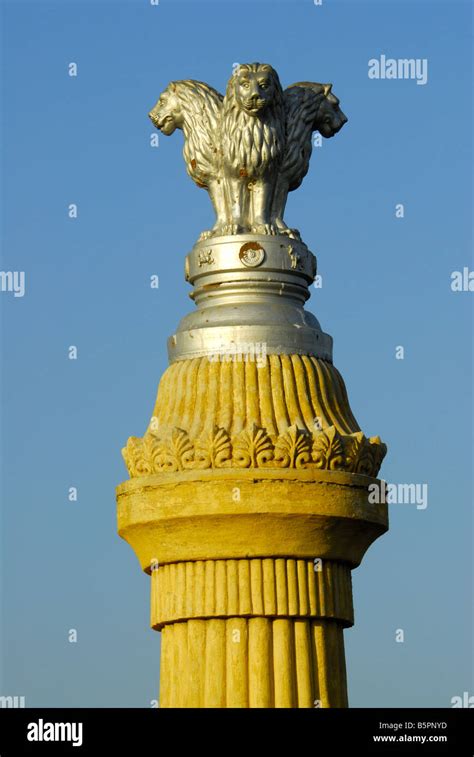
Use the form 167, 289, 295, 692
153, 558, 352, 708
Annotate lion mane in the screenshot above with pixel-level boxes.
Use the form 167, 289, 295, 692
162, 80, 223, 188
280, 83, 346, 191
280, 83, 327, 191
221, 63, 285, 179
270, 82, 348, 235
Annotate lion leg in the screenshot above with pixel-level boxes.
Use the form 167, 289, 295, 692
271, 181, 291, 233
270, 182, 301, 239
222, 177, 247, 235
201, 180, 228, 238
251, 179, 278, 235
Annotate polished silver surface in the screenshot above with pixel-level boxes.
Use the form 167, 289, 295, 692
168, 235, 333, 363
149, 64, 347, 244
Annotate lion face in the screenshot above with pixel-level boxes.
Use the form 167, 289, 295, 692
149, 85, 182, 135
233, 65, 277, 116
317, 92, 348, 138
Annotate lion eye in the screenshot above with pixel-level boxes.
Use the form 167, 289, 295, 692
259, 81, 268, 88
241, 81, 250, 88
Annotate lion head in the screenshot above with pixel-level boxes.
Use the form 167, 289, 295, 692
148, 83, 183, 135
148, 80, 223, 191
315, 84, 348, 137
229, 63, 282, 117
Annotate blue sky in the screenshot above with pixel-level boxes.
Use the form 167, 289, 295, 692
1, 0, 472, 707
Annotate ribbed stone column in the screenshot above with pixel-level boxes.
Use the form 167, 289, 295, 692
153, 558, 351, 708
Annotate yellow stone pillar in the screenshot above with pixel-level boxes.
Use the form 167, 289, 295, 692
117, 352, 388, 708
117, 66, 388, 708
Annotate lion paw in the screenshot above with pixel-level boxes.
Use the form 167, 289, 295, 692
279, 227, 301, 240
287, 228, 301, 240
274, 218, 289, 231
222, 223, 246, 235
251, 223, 278, 235
198, 229, 214, 241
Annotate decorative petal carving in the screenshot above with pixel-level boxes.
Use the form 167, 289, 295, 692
369, 436, 388, 477
141, 434, 162, 474
343, 432, 387, 477
273, 425, 312, 468
122, 436, 152, 477
123, 424, 386, 477
344, 431, 372, 476
152, 428, 194, 472
312, 426, 345, 470
232, 424, 274, 468
193, 426, 232, 468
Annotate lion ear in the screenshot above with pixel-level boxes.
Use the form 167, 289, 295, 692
323, 83, 333, 97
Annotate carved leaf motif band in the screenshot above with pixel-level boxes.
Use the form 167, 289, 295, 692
123, 423, 387, 478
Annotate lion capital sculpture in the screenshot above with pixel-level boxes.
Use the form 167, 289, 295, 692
148, 63, 347, 241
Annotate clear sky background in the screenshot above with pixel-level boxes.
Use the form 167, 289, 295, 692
1, 0, 472, 707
